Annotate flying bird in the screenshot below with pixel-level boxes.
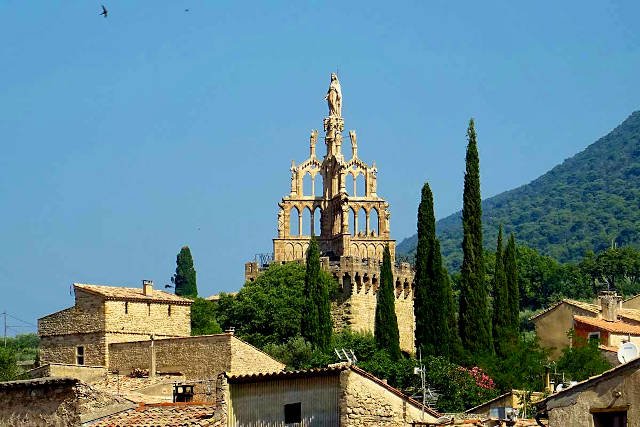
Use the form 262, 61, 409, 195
100, 5, 108, 18
185, 8, 190, 12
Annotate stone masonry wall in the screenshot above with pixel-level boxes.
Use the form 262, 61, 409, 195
40, 333, 106, 367
109, 334, 283, 380
339, 370, 435, 427
104, 300, 190, 337
39, 291, 105, 336
0, 379, 129, 427
229, 336, 286, 375
329, 258, 415, 353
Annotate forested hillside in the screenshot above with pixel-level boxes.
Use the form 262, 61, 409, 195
398, 111, 640, 269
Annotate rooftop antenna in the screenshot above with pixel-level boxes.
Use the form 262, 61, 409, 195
334, 348, 357, 364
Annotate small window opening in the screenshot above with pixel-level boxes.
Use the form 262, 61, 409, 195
284, 402, 301, 424
147, 303, 151, 316
168, 305, 172, 317
592, 409, 627, 427
125, 302, 128, 314
76, 346, 85, 365
588, 332, 601, 342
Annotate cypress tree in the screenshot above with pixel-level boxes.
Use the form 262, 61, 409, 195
491, 225, 509, 356
301, 237, 321, 346
173, 246, 198, 298
375, 245, 401, 360
504, 233, 520, 341
458, 118, 492, 355
414, 182, 452, 358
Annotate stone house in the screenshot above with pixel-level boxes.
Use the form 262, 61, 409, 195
38, 281, 193, 367
536, 356, 640, 426
220, 363, 440, 426
531, 292, 640, 359
465, 389, 544, 420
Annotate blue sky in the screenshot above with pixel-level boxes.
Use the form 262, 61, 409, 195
1, 1, 639, 333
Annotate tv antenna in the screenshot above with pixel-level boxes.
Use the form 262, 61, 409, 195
334, 348, 357, 364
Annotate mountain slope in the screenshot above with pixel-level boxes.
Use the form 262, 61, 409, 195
398, 111, 640, 269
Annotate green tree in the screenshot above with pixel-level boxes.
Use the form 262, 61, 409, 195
580, 246, 640, 296
504, 233, 520, 340
173, 246, 198, 298
301, 238, 332, 350
375, 245, 401, 360
492, 225, 509, 356
459, 118, 492, 355
190, 298, 223, 335
415, 183, 453, 358
556, 332, 611, 382
214, 262, 336, 348
0, 347, 19, 381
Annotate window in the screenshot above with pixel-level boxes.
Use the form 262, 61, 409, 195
168, 305, 172, 317
592, 409, 627, 427
125, 302, 128, 314
76, 346, 85, 365
147, 303, 151, 316
588, 332, 601, 342
284, 402, 301, 424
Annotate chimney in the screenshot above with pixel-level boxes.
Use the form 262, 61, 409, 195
142, 279, 153, 296
599, 291, 622, 322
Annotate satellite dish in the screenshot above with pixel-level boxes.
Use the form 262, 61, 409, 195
617, 342, 639, 364
555, 383, 564, 392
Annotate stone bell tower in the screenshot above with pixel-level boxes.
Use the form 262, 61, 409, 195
248, 74, 415, 353
272, 74, 395, 263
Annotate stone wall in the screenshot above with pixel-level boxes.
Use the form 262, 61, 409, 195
104, 300, 190, 337
108, 334, 284, 379
329, 257, 415, 353
38, 297, 105, 337
40, 332, 106, 366
0, 378, 131, 427
229, 336, 286, 374
339, 369, 434, 426
27, 363, 108, 383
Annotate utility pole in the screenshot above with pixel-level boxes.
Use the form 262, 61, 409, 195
3, 310, 6, 347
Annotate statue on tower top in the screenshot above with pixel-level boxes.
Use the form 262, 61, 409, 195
325, 73, 342, 117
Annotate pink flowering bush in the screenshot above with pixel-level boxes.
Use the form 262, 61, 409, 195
459, 366, 496, 390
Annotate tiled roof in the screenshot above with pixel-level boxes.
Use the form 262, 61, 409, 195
619, 308, 640, 323
574, 315, 640, 335
529, 299, 599, 321
227, 363, 441, 418
74, 283, 193, 305
88, 403, 216, 426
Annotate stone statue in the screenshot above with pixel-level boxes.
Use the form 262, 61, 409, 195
325, 73, 342, 117
277, 208, 285, 237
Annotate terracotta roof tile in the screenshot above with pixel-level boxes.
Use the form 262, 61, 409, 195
574, 315, 640, 335
75, 283, 192, 304
88, 403, 216, 426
